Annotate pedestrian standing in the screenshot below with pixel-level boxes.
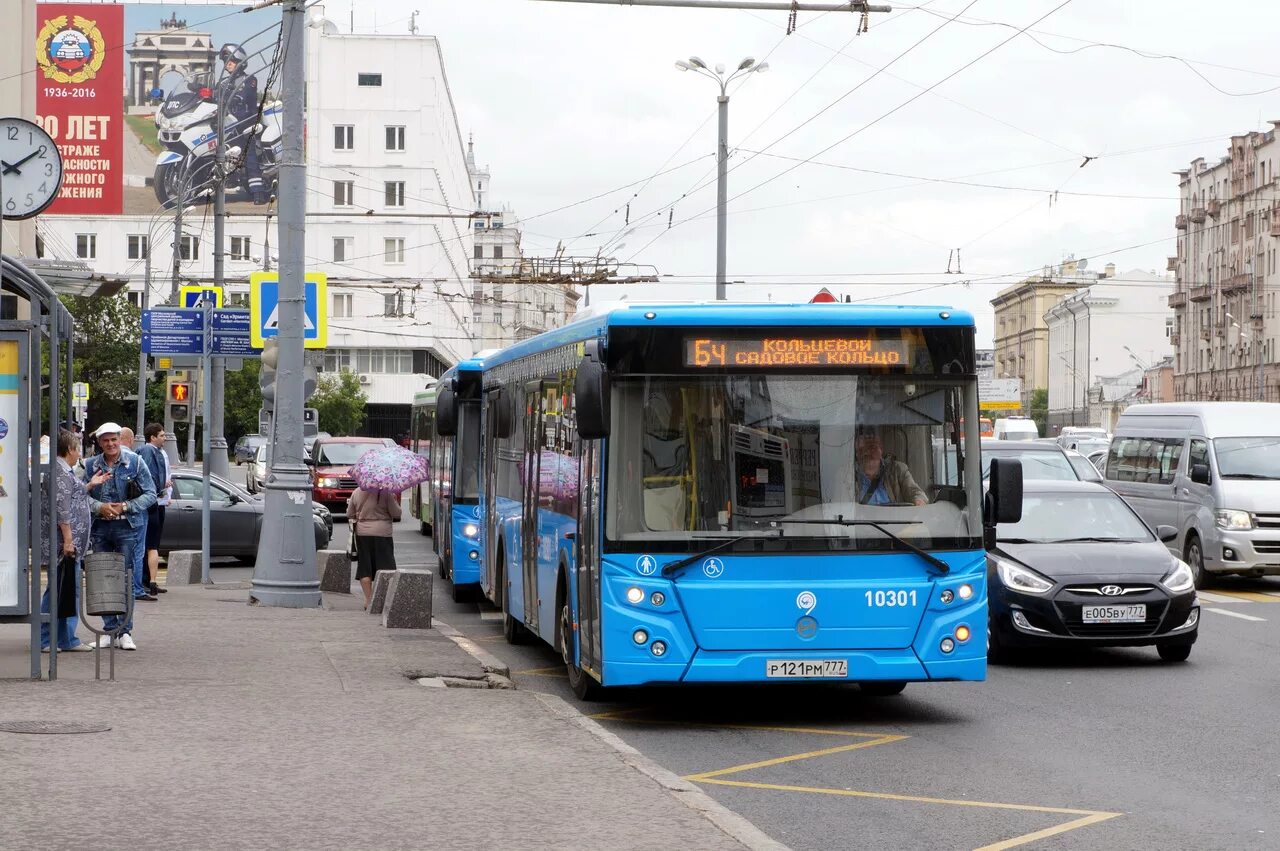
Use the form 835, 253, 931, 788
347, 487, 401, 609
138, 423, 171, 595
40, 429, 107, 653
115, 426, 155, 602
83, 422, 157, 650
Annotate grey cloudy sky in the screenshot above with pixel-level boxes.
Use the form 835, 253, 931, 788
351, 0, 1279, 343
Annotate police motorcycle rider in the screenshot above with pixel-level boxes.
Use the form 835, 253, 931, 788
216, 44, 268, 205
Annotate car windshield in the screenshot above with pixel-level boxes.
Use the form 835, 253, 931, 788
313, 443, 379, 465
606, 374, 982, 552
1213, 437, 1280, 480
982, 448, 1078, 481
998, 492, 1152, 543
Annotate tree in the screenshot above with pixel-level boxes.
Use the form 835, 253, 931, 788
1028, 387, 1049, 437
309, 370, 367, 436
223, 359, 263, 445
59, 293, 141, 426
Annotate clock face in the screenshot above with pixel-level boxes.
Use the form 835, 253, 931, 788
0, 117, 64, 220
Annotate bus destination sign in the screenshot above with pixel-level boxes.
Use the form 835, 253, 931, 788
685, 335, 910, 367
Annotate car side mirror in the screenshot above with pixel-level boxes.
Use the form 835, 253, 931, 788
1156, 525, 1178, 543
984, 458, 1023, 526
1190, 463, 1210, 485
303, 457, 316, 466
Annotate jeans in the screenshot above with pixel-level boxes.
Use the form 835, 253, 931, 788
40, 559, 81, 650
133, 512, 149, 597
92, 521, 142, 635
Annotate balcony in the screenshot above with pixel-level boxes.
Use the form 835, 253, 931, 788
1169, 333, 1180, 346
1167, 290, 1187, 308
1175, 214, 1189, 230
1207, 199, 1222, 217
1223, 273, 1252, 294
1200, 328, 1212, 341
1271, 219, 1280, 237
1189, 284, 1213, 302
1189, 207, 1207, 223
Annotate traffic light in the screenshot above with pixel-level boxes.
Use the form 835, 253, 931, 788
168, 379, 192, 422
259, 338, 278, 413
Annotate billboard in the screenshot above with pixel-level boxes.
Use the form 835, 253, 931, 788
35, 3, 125, 215
34, 3, 280, 216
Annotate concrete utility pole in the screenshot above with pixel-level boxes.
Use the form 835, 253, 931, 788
251, 0, 320, 607
209, 81, 230, 480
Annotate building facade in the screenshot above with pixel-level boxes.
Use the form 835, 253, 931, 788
1044, 267, 1173, 432
1169, 125, 1280, 402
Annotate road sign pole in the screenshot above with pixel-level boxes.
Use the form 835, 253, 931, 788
252, 0, 321, 607
201, 300, 212, 585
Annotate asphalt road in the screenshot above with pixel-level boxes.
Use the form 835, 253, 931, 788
329, 520, 1280, 851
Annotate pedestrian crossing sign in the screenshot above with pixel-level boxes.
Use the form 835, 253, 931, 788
180, 285, 223, 308
249, 271, 328, 349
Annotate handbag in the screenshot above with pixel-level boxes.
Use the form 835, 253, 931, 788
347, 521, 359, 560
56, 555, 77, 619
126, 477, 144, 501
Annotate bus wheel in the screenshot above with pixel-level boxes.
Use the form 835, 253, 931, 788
498, 558, 525, 645
452, 582, 472, 604
560, 599, 602, 701
859, 681, 906, 697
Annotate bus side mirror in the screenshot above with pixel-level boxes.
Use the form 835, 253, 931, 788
436, 383, 458, 437
575, 343, 610, 440
491, 389, 513, 439
1190, 463, 1210, 485
985, 458, 1023, 527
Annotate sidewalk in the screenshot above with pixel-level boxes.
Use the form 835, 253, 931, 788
0, 539, 758, 850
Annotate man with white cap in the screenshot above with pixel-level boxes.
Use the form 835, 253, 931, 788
83, 422, 157, 650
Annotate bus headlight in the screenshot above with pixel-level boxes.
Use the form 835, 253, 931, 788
651, 641, 667, 657
650, 591, 666, 606
958, 583, 974, 600
632, 629, 649, 645
940, 637, 955, 653
626, 587, 644, 605
468, 550, 479, 561
462, 523, 479, 538
955, 625, 971, 642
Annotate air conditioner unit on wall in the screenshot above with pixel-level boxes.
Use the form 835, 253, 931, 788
358, 374, 372, 385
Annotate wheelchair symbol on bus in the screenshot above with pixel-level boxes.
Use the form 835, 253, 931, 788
702, 558, 725, 579
636, 555, 658, 576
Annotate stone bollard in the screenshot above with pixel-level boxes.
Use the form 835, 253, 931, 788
316, 550, 352, 594
382, 568, 433, 630
367, 570, 395, 615
165, 550, 201, 585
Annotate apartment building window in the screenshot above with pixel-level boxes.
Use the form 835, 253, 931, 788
229, 236, 251, 261
334, 124, 354, 151
472, 283, 484, 323
334, 180, 354, 206
384, 181, 405, 207
385, 126, 405, 152
357, 73, 382, 87
492, 307, 504, 325
384, 238, 405, 264
1, 294, 18, 320
493, 245, 504, 260
180, 235, 199, 261
332, 293, 353, 319
76, 233, 96, 259
323, 348, 353, 373
332, 236, 353, 262
473, 244, 483, 260
127, 234, 149, 260
228, 292, 248, 306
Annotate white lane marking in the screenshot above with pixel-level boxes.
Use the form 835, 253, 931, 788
1206, 607, 1266, 622
1262, 591, 1280, 599
479, 612, 503, 621
1197, 591, 1244, 603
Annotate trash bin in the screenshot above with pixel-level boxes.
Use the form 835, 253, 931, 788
83, 551, 128, 617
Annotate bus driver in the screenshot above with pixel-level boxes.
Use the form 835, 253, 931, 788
854, 431, 928, 506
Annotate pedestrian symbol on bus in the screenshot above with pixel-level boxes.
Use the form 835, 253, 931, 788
702, 558, 725, 579
636, 555, 657, 576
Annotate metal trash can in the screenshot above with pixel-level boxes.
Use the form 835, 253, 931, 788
83, 551, 128, 617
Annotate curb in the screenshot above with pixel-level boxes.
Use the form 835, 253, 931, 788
532, 692, 790, 851
431, 618, 511, 678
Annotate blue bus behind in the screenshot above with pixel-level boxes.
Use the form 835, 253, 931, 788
428, 356, 487, 602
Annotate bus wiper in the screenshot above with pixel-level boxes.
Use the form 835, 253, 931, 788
1042, 536, 1142, 544
661, 531, 783, 579
769, 516, 950, 576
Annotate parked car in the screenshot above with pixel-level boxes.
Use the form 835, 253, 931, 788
308, 435, 396, 512
982, 439, 1080, 482
987, 480, 1199, 662
247, 443, 269, 494
160, 469, 332, 562
233, 433, 268, 465
1107, 402, 1280, 587
1056, 427, 1108, 449
1065, 449, 1104, 483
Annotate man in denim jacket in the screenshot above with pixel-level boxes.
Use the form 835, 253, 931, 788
83, 422, 157, 650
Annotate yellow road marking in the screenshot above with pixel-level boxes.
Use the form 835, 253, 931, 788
687, 735, 905, 781
975, 812, 1124, 851
512, 666, 569, 678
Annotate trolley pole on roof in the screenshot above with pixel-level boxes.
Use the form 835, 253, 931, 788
250, 0, 320, 607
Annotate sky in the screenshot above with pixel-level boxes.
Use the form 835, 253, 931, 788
107, 1, 1280, 346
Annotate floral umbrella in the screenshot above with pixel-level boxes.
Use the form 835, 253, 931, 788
348, 445, 430, 493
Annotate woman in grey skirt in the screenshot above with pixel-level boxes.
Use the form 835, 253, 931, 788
347, 487, 402, 608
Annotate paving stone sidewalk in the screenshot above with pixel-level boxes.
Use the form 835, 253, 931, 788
0, 576, 750, 850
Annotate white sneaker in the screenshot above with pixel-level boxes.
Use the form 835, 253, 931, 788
118, 633, 137, 651
95, 635, 113, 649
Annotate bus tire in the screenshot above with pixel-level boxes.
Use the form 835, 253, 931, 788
558, 574, 603, 701
451, 582, 472, 604
419, 518, 431, 537
498, 549, 525, 645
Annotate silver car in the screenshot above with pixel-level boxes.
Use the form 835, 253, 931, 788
1107, 402, 1280, 586
247, 443, 268, 494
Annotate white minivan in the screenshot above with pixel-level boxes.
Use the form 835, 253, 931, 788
1107, 402, 1280, 587
993, 416, 1039, 441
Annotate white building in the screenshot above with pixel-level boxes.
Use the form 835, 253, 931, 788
34, 15, 482, 437
1044, 265, 1173, 432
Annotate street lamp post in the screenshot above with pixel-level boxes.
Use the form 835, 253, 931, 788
675, 55, 768, 300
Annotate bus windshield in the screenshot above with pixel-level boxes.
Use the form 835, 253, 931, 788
605, 374, 980, 552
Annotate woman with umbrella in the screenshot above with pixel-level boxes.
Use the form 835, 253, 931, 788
347, 446, 425, 608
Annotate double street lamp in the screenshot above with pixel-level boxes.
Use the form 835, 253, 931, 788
675, 55, 768, 300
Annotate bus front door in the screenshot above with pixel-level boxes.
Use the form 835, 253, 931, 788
520, 381, 544, 633
575, 438, 602, 675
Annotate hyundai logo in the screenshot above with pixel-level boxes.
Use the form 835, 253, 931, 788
1100, 585, 1124, 596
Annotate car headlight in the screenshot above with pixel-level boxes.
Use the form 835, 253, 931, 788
1215, 509, 1255, 531
1162, 559, 1195, 593
317, 477, 339, 488
993, 555, 1054, 595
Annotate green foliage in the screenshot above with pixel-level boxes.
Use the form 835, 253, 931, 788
223, 359, 263, 445
1028, 387, 1049, 437
59, 293, 141, 426
309, 370, 367, 436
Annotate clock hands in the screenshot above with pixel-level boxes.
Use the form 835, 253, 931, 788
1, 149, 42, 176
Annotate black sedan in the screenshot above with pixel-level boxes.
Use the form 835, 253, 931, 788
161, 469, 333, 563
988, 481, 1199, 662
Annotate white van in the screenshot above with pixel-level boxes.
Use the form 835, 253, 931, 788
1107, 402, 1280, 586
1057, 426, 1108, 450
993, 416, 1039, 441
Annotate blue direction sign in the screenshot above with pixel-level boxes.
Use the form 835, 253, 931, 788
142, 308, 204, 333
212, 308, 252, 333
142, 332, 204, 355
212, 333, 258, 357
249, 271, 328, 349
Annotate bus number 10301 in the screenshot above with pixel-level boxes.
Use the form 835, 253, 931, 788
865, 590, 917, 607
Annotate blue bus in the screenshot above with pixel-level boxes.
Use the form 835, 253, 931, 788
457, 303, 1020, 699
426, 355, 489, 602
